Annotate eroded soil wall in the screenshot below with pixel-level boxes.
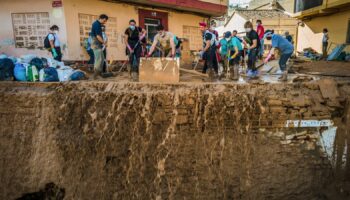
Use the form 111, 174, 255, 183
1, 81, 349, 200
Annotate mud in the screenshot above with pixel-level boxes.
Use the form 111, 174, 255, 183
0, 80, 350, 199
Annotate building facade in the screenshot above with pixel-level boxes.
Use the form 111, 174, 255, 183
217, 9, 297, 53
293, 0, 350, 53
0, 0, 227, 61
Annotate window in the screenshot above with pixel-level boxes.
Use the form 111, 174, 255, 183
347, 19, 350, 44
295, 0, 323, 13
183, 26, 202, 50
11, 12, 50, 48
78, 13, 118, 48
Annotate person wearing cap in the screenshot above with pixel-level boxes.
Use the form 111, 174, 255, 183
244, 21, 260, 78
199, 22, 218, 79
264, 30, 294, 81
219, 31, 232, 78
147, 24, 176, 58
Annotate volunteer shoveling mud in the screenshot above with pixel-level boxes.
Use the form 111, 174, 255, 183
1, 2, 350, 200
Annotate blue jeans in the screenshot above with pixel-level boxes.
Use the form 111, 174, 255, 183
248, 48, 258, 71
259, 39, 264, 57
279, 53, 292, 71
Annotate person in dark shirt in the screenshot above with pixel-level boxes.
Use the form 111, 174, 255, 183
91, 14, 108, 79
244, 21, 260, 78
285, 31, 293, 44
124, 19, 146, 81
199, 22, 218, 79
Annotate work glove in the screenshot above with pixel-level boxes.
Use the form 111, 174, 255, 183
264, 54, 272, 64
51, 48, 58, 58
199, 51, 204, 59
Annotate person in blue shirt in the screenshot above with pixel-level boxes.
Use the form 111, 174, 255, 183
91, 14, 108, 79
230, 31, 244, 80
264, 30, 294, 81
219, 31, 232, 79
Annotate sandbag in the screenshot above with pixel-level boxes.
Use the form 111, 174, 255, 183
14, 63, 27, 81
30, 57, 44, 71
70, 71, 86, 81
0, 58, 15, 81
26, 65, 39, 82
43, 67, 59, 82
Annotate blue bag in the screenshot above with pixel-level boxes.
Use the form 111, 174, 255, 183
44, 67, 59, 82
14, 63, 27, 81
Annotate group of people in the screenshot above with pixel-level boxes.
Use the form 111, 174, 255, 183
45, 15, 300, 82
200, 20, 295, 81
86, 14, 182, 80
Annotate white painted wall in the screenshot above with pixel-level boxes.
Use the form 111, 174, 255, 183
0, 0, 68, 59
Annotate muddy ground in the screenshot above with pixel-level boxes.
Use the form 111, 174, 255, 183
0, 78, 349, 199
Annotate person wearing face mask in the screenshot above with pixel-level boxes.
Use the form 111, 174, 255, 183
91, 14, 109, 79
199, 22, 218, 79
230, 30, 244, 80
124, 19, 146, 80
147, 24, 176, 58
48, 25, 62, 61
256, 20, 265, 60
244, 21, 260, 78
264, 30, 294, 81
219, 31, 232, 78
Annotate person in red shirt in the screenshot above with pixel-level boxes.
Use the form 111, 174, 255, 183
256, 20, 265, 59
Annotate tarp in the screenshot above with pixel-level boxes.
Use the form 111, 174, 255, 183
327, 44, 347, 61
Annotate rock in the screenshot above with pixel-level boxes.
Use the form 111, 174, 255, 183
295, 130, 308, 137
318, 79, 340, 99
281, 140, 292, 145
285, 134, 296, 140
268, 99, 283, 106
153, 110, 167, 123
176, 115, 188, 124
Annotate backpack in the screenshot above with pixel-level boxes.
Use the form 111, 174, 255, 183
0, 58, 15, 81
44, 33, 55, 49
203, 30, 218, 47
174, 36, 182, 49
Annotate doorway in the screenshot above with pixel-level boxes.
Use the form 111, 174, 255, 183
139, 9, 168, 42
144, 18, 160, 42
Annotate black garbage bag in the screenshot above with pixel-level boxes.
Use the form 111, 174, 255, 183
30, 57, 44, 71
0, 58, 15, 81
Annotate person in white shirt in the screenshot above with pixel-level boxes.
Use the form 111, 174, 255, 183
48, 25, 62, 61
322, 28, 329, 58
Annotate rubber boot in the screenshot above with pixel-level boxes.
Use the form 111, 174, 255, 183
279, 71, 288, 82
208, 68, 215, 81
131, 72, 138, 82
232, 65, 239, 81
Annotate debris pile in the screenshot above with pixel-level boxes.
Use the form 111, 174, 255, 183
0, 54, 87, 82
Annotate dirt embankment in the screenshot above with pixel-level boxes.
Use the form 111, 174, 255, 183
0, 81, 349, 200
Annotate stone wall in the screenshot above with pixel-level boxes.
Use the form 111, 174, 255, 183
0, 81, 349, 199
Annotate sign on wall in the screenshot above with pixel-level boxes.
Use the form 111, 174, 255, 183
183, 26, 202, 50
11, 12, 51, 48
78, 13, 118, 48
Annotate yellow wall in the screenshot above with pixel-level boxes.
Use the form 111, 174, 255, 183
297, 9, 350, 53
0, 0, 206, 61
63, 0, 205, 60
0, 0, 68, 58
